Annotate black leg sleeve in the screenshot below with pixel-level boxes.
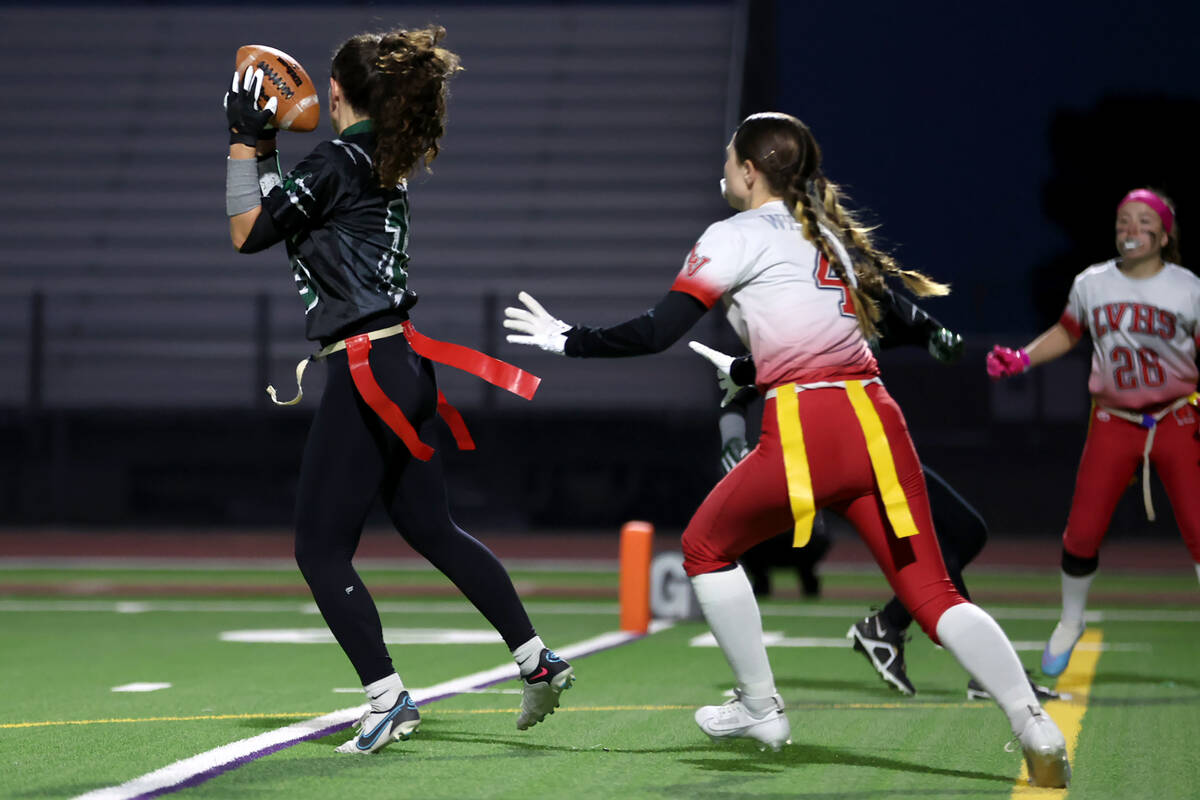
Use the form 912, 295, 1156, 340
381, 432, 537, 651
922, 465, 989, 599
293, 346, 418, 685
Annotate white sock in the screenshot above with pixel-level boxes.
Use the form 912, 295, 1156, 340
363, 672, 404, 712
512, 635, 546, 677
1194, 563, 1200, 585
936, 603, 1038, 734
1060, 570, 1096, 628
691, 565, 777, 715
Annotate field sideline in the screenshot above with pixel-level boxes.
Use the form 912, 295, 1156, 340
2, 530, 1197, 798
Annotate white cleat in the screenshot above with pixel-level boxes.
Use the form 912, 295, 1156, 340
516, 649, 575, 730
334, 691, 421, 754
1011, 705, 1071, 787
694, 689, 791, 752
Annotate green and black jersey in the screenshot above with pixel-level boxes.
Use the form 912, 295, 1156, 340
261, 121, 411, 343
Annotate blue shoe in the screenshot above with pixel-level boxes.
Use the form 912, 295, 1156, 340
1041, 622, 1084, 677
335, 690, 421, 754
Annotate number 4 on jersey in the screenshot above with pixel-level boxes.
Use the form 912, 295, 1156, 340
815, 254, 855, 317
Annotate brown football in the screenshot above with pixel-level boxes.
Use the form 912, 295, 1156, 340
234, 44, 320, 132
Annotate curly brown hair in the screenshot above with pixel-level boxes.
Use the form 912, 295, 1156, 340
732, 112, 949, 339
331, 26, 463, 188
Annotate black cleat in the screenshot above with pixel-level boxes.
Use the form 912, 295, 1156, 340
847, 612, 916, 696
967, 670, 1066, 703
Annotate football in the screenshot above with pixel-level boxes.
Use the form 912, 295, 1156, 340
234, 44, 320, 132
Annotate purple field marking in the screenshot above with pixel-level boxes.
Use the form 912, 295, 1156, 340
104, 629, 651, 800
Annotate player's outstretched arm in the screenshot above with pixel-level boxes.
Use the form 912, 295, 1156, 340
987, 323, 1079, 379
225, 66, 276, 249
506, 291, 707, 358
1024, 323, 1079, 366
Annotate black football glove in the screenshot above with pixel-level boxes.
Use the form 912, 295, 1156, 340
927, 327, 964, 364
224, 66, 277, 147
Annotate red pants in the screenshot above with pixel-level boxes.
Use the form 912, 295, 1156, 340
681, 383, 965, 642
1063, 402, 1200, 561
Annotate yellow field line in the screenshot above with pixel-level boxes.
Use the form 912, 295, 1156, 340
1, 700, 995, 730
1011, 628, 1102, 797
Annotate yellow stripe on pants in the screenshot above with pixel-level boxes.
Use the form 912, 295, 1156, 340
773, 383, 816, 547
844, 380, 920, 539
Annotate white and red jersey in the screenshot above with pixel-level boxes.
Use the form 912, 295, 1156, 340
1060, 260, 1200, 411
670, 200, 878, 389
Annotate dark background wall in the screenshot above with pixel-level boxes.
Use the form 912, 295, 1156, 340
1, 1, 1197, 547
761, 0, 1200, 333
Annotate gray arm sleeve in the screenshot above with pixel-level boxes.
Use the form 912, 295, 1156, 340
225, 157, 261, 217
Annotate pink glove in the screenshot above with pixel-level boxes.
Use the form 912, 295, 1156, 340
986, 345, 1030, 379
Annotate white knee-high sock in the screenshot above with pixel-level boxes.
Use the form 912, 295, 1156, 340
936, 603, 1038, 734
1060, 571, 1096, 628
691, 565, 777, 713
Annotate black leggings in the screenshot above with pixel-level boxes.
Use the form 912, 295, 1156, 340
880, 465, 988, 630
293, 333, 535, 685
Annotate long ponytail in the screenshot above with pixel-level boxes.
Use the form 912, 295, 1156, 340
732, 112, 949, 339
331, 26, 463, 187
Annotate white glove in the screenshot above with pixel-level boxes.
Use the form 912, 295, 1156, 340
503, 291, 571, 355
688, 340, 740, 407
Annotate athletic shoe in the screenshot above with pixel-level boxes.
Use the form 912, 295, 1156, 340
1041, 621, 1085, 677
694, 689, 791, 752
1008, 705, 1071, 788
847, 612, 916, 696
967, 670, 1064, 702
335, 690, 420, 754
516, 648, 575, 730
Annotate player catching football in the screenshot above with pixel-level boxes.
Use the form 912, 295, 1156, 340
988, 188, 1200, 678
221, 27, 573, 754
503, 112, 1071, 786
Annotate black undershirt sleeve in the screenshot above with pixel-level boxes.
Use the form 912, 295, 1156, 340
238, 208, 285, 254
877, 288, 943, 350
564, 291, 708, 358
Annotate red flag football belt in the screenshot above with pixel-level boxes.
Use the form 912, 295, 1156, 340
266, 320, 541, 461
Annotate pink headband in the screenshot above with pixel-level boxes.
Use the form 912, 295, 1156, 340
1118, 189, 1174, 234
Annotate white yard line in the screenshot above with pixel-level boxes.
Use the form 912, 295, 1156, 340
70, 626, 668, 800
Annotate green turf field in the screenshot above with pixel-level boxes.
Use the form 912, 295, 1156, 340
2, 562, 1198, 799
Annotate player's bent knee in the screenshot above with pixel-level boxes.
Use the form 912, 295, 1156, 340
910, 592, 969, 646
681, 532, 734, 578
1061, 546, 1099, 576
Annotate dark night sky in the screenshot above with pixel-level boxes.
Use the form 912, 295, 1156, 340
769, 0, 1199, 334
